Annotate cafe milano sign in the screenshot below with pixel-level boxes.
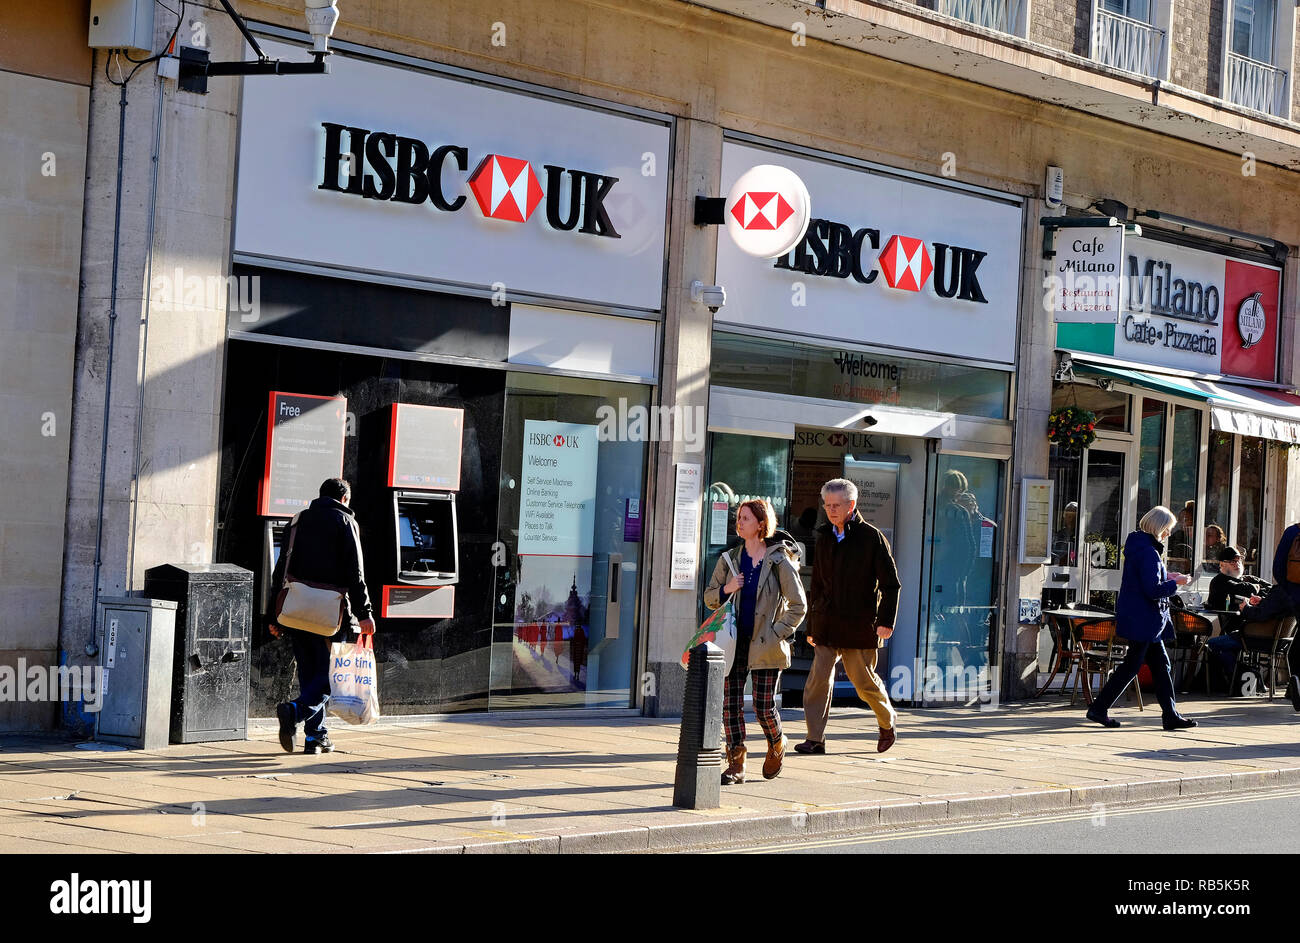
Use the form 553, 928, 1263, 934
1052, 226, 1282, 381
714, 142, 1023, 365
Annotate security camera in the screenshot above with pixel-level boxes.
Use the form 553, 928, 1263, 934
691, 280, 726, 313
304, 0, 340, 54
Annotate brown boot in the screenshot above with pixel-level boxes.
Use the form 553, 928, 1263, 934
721, 744, 746, 785
762, 735, 787, 780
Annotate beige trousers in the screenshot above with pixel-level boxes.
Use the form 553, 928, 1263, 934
803, 645, 896, 741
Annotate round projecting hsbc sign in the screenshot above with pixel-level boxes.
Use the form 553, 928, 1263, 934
724, 165, 812, 259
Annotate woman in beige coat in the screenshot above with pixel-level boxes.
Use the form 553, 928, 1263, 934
704, 498, 808, 784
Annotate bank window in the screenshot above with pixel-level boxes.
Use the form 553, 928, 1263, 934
1136, 397, 1165, 518
711, 332, 1011, 420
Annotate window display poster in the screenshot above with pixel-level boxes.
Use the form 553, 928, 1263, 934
511, 555, 592, 694
709, 501, 730, 546
388, 404, 463, 490
623, 498, 642, 542
1019, 478, 1054, 564
844, 460, 898, 547
259, 391, 347, 517
516, 420, 599, 556
670, 463, 702, 589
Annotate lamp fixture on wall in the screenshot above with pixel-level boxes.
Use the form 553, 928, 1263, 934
177, 0, 339, 94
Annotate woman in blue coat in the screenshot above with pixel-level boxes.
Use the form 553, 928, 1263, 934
1085, 506, 1197, 730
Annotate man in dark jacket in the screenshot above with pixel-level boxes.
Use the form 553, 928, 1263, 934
1269, 523, 1300, 709
796, 478, 901, 755
1206, 545, 1266, 612
270, 478, 375, 754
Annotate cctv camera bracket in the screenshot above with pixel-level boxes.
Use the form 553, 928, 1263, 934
694, 197, 726, 226
177, 0, 328, 94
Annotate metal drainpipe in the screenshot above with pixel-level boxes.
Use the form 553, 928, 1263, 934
126, 73, 168, 590
87, 77, 130, 657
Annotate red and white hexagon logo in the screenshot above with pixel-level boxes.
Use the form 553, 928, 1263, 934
723, 165, 812, 259
553, 435, 566, 447
467, 154, 544, 223
828, 432, 848, 447
730, 192, 795, 231
878, 235, 933, 292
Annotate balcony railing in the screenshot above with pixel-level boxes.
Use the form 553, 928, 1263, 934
1225, 51, 1289, 117
1092, 9, 1163, 79
939, 0, 1020, 35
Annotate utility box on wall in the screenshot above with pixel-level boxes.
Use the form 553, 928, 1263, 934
88, 0, 155, 53
144, 564, 253, 744
96, 597, 178, 750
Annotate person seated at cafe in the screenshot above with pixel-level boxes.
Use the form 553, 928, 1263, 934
1202, 523, 1229, 574
1207, 545, 1268, 612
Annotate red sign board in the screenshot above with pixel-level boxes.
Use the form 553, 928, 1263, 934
1219, 259, 1282, 382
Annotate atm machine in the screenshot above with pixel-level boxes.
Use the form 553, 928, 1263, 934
379, 403, 464, 620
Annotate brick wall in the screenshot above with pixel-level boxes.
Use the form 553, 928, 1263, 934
1031, 0, 1093, 54
1171, 0, 1224, 95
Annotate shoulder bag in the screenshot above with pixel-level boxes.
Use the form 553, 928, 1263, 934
274, 512, 347, 636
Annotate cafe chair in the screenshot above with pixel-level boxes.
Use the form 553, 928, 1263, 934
1234, 614, 1297, 699
1071, 618, 1143, 710
1169, 609, 1215, 695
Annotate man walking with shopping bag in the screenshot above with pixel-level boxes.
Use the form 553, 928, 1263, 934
270, 478, 375, 754
797, 478, 901, 755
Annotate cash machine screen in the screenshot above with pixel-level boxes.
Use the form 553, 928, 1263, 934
395, 494, 457, 581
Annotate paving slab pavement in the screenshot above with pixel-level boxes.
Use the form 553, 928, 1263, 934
0, 696, 1296, 853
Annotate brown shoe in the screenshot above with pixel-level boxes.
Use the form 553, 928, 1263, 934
762, 735, 787, 779
793, 739, 825, 755
877, 727, 896, 753
721, 744, 747, 785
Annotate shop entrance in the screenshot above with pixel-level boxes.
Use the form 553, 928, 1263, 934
704, 424, 1005, 705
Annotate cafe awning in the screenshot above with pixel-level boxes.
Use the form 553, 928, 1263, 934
1071, 359, 1300, 445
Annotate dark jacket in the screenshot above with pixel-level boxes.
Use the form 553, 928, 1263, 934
271, 496, 373, 630
1206, 572, 1267, 611
1241, 584, 1294, 626
1116, 530, 1178, 643
809, 511, 900, 649
1272, 523, 1300, 608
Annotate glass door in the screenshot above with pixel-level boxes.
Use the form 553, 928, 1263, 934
922, 454, 1004, 699
1080, 448, 1126, 610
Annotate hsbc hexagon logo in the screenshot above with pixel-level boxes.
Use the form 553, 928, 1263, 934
724, 165, 811, 259
467, 154, 543, 223
878, 235, 933, 293
827, 432, 848, 447
553, 435, 566, 447
731, 192, 795, 231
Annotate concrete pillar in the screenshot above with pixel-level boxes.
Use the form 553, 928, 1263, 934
1005, 198, 1053, 699
60, 8, 241, 733
644, 116, 723, 716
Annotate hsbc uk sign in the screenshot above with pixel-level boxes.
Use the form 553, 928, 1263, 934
319, 123, 621, 238
772, 218, 989, 304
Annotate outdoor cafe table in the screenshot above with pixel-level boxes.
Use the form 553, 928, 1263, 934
1035, 609, 1116, 698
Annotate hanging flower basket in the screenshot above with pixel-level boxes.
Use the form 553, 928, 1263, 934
1048, 405, 1097, 453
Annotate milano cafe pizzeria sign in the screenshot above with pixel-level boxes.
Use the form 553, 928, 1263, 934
1051, 225, 1282, 382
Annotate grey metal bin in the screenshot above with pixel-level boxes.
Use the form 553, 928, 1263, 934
143, 563, 253, 743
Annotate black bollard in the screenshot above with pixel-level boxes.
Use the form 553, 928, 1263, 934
673, 641, 725, 809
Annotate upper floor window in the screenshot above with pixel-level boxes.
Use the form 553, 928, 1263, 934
1224, 0, 1289, 116
1094, 0, 1163, 79
1231, 0, 1276, 63
939, 0, 1025, 36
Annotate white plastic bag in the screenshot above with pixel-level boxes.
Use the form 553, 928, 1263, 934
328, 633, 380, 725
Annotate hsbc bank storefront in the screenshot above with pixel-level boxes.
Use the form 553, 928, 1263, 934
216, 33, 672, 716
703, 137, 1025, 703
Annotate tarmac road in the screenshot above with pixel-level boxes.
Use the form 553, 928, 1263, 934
709, 786, 1300, 853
